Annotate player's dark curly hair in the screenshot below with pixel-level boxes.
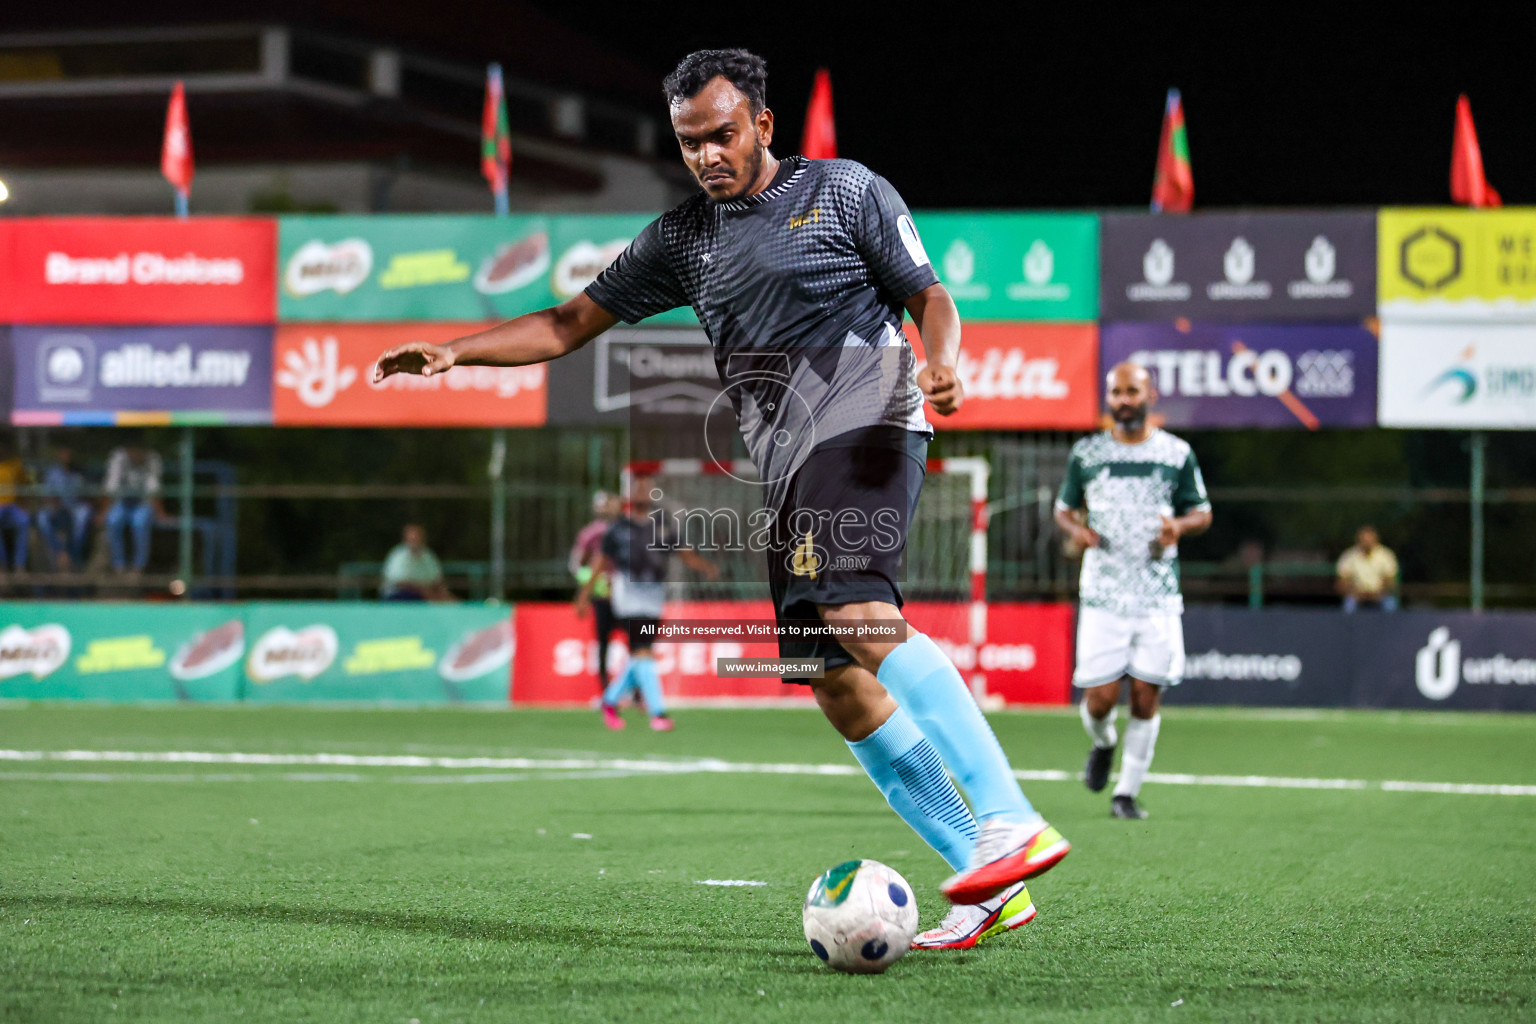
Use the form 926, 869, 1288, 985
663, 49, 768, 115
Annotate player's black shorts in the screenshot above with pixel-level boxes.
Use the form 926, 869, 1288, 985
767, 427, 928, 684
620, 616, 661, 651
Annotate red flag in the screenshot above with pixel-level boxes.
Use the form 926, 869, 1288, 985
481, 64, 512, 199
800, 69, 837, 160
1451, 94, 1501, 208
1151, 88, 1193, 214
161, 81, 194, 195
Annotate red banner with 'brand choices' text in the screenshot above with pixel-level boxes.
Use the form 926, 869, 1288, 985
1, 218, 276, 324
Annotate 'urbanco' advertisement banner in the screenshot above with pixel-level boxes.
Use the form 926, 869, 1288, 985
1100, 212, 1376, 322
917, 213, 1099, 321
277, 215, 697, 324
1378, 208, 1536, 321
273, 323, 546, 426
1157, 607, 1536, 711
1162, 607, 1353, 707
2, 218, 277, 324
1378, 322, 1536, 429
1100, 322, 1378, 428
12, 325, 273, 425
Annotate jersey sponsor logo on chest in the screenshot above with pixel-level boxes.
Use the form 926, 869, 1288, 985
788, 208, 824, 230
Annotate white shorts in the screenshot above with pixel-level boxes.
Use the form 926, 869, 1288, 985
1073, 606, 1185, 688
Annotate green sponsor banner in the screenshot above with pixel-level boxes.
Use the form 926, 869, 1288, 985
0, 603, 244, 702
914, 212, 1099, 321
241, 603, 511, 704
0, 602, 512, 704
278, 212, 1095, 324
277, 214, 696, 324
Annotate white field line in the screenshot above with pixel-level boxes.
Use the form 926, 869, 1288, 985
1, 749, 1534, 796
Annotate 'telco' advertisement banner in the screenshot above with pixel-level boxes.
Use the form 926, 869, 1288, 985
1100, 322, 1378, 428
277, 214, 697, 324
12, 325, 274, 425
1100, 212, 1376, 321
1, 217, 277, 324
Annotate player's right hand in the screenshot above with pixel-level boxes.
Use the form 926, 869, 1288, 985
573, 592, 591, 619
373, 342, 456, 382
1070, 524, 1102, 550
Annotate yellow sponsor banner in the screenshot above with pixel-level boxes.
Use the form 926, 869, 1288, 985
1379, 208, 1536, 319
76, 635, 167, 674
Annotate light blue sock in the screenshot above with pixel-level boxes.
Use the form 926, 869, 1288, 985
602, 662, 635, 706
876, 633, 1038, 825
630, 656, 667, 716
848, 706, 977, 871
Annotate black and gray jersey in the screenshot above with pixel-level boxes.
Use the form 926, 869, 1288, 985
584, 156, 938, 511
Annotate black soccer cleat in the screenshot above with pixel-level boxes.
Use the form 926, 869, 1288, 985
1084, 744, 1114, 793
1110, 795, 1149, 819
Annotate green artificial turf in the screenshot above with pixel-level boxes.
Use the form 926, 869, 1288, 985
2, 704, 1533, 1023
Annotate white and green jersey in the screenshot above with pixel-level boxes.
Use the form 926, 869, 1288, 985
1056, 429, 1210, 617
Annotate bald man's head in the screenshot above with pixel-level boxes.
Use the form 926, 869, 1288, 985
1106, 361, 1156, 431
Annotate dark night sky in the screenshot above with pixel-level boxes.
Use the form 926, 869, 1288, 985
526, 1, 1536, 210
13, 0, 1536, 209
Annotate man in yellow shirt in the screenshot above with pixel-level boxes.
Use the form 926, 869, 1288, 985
1337, 526, 1398, 612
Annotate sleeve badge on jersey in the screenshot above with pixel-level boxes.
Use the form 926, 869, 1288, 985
896, 215, 931, 267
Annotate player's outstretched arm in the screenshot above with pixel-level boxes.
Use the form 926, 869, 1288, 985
906, 283, 964, 416
373, 293, 618, 382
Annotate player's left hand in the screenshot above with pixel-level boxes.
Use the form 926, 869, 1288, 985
918, 364, 963, 416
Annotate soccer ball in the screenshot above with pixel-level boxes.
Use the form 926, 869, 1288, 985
802, 859, 919, 974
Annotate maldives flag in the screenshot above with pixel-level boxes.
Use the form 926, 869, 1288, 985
161, 80, 194, 195
1451, 94, 1501, 208
1151, 88, 1192, 213
481, 63, 512, 193
800, 69, 837, 159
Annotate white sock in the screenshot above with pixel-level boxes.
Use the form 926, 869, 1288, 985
1080, 700, 1118, 750
1113, 714, 1161, 798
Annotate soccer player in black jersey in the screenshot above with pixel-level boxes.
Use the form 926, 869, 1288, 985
375, 49, 1068, 949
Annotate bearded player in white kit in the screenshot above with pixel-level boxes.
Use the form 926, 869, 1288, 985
1055, 362, 1212, 819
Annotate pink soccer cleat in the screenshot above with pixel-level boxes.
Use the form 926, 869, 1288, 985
602, 704, 625, 730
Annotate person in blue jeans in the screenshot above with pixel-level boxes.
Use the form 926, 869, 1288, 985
0, 444, 31, 573
38, 448, 94, 570
104, 445, 165, 574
